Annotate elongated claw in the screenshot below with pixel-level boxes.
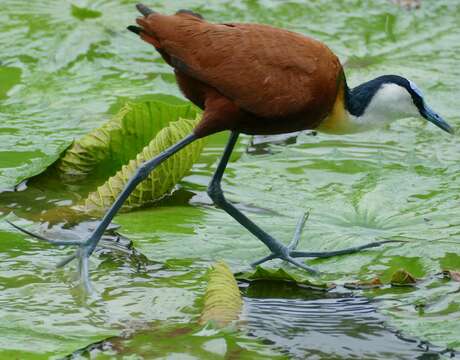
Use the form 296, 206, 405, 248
251, 212, 311, 270
251, 212, 309, 268
285, 256, 318, 274
6, 129, 199, 293
7, 220, 84, 246
79, 249, 93, 293
290, 239, 405, 259
7, 220, 96, 291
288, 211, 309, 250
251, 254, 276, 267
251, 249, 317, 274
56, 252, 78, 268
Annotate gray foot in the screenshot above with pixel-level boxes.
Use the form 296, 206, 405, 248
7, 221, 96, 292
251, 212, 402, 274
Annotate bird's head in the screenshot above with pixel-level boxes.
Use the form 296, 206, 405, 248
343, 75, 454, 134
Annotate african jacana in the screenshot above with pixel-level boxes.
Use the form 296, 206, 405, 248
9, 3, 453, 291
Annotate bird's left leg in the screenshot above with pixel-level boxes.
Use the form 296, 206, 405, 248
8, 133, 199, 291
208, 131, 400, 273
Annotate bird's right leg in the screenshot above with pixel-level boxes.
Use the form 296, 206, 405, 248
207, 131, 318, 273
208, 131, 400, 273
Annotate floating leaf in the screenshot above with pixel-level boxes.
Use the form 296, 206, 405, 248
235, 266, 333, 291
200, 262, 242, 327
391, 269, 417, 287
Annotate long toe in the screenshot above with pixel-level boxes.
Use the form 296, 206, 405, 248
78, 248, 94, 293
250, 238, 400, 274
285, 256, 318, 274
251, 253, 276, 267
7, 220, 98, 292
251, 246, 318, 275
290, 239, 403, 259
7, 221, 85, 246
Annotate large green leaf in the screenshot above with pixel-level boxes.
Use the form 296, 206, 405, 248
6, 100, 205, 218
55, 100, 200, 183
81, 114, 204, 214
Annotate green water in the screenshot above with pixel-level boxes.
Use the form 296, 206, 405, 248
1, 0, 459, 358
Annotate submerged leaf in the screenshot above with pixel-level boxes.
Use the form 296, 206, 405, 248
235, 266, 333, 290
200, 262, 242, 327
391, 269, 417, 287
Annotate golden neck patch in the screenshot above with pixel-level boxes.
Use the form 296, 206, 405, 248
316, 80, 351, 135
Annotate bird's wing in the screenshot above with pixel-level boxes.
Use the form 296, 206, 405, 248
141, 15, 341, 118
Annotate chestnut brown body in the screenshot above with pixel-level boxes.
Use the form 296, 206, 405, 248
136, 11, 343, 137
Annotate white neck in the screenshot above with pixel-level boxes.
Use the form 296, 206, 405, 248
346, 83, 419, 133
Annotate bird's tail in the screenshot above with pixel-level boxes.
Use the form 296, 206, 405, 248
136, 3, 155, 16
127, 4, 204, 50
136, 3, 203, 19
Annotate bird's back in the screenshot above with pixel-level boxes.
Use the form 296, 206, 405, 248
138, 12, 343, 132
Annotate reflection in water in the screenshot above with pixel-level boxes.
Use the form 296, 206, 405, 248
243, 282, 455, 359
247, 131, 317, 155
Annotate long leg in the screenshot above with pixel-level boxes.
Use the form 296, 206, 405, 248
9, 133, 198, 291
207, 131, 317, 273
207, 132, 402, 272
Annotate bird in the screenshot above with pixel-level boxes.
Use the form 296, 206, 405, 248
9, 3, 453, 291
